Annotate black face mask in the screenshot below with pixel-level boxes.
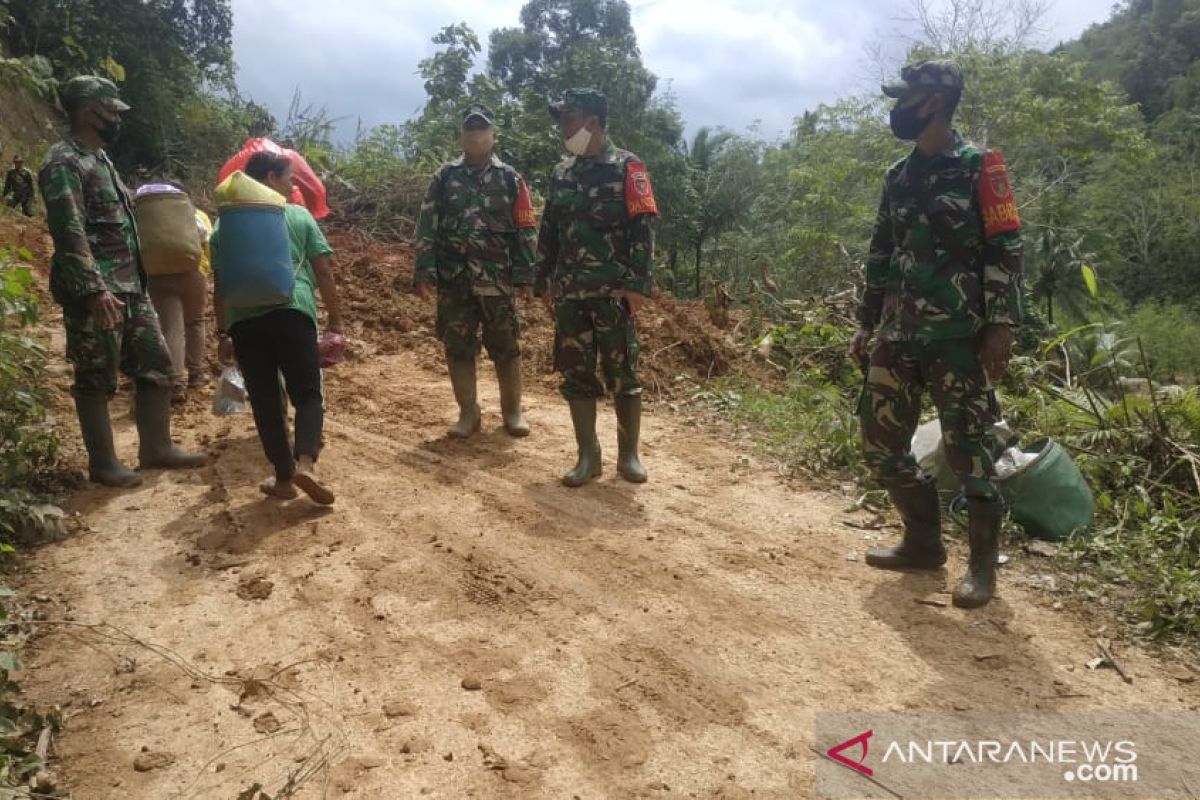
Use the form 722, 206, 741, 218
889, 102, 933, 141
98, 118, 122, 145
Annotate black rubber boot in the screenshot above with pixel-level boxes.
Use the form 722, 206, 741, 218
865, 478, 947, 570
495, 358, 530, 437
614, 394, 647, 483
952, 497, 1004, 609
447, 358, 482, 438
74, 394, 141, 488
135, 384, 208, 470
562, 399, 602, 487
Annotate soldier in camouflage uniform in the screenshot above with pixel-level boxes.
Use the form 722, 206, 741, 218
850, 61, 1024, 609
535, 89, 658, 487
39, 76, 205, 488
3, 156, 35, 216
413, 103, 539, 438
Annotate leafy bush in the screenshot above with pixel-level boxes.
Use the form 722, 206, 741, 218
0, 248, 61, 549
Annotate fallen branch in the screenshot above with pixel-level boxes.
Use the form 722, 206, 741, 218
1096, 639, 1133, 684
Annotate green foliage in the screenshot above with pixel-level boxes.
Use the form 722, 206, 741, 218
0, 248, 61, 549
702, 373, 865, 477
0, 54, 55, 99
0, 0, 261, 180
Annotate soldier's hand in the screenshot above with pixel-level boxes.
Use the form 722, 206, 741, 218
413, 281, 432, 301
621, 291, 648, 316
87, 291, 125, 331
516, 285, 534, 302
849, 326, 874, 363
979, 324, 1015, 385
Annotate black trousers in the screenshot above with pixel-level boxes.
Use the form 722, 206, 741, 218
230, 309, 323, 482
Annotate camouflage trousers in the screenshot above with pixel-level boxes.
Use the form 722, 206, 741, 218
554, 297, 641, 400
859, 337, 1002, 499
436, 282, 520, 364
63, 292, 173, 398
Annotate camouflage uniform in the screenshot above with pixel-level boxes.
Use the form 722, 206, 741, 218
857, 63, 1024, 501
414, 153, 537, 364
3, 165, 35, 215
534, 139, 657, 400
39, 137, 172, 397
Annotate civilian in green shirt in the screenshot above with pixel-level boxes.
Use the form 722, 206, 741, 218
212, 151, 344, 504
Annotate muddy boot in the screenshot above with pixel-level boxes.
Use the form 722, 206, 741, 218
495, 357, 530, 437
447, 358, 481, 438
614, 394, 647, 483
135, 384, 208, 470
562, 399, 602, 487
866, 478, 946, 570
952, 497, 1004, 609
74, 394, 142, 488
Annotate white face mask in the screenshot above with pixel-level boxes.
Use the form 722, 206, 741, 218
564, 125, 593, 156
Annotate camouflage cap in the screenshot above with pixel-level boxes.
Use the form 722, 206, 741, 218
881, 60, 963, 98
61, 75, 131, 112
461, 103, 495, 127
548, 88, 608, 122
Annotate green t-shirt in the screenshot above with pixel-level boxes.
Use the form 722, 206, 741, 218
212, 204, 334, 329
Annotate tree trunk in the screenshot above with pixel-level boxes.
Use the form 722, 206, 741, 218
694, 236, 704, 298
1046, 292, 1054, 326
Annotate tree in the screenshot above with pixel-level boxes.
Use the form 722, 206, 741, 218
684, 128, 761, 296
1028, 228, 1098, 325
0, 0, 243, 177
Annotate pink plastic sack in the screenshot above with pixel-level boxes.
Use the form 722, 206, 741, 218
217, 138, 330, 219
319, 332, 346, 368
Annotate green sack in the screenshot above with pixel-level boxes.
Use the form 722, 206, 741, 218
999, 439, 1094, 541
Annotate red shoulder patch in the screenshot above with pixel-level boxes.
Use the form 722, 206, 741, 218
978, 149, 1021, 238
513, 177, 537, 229
625, 161, 658, 218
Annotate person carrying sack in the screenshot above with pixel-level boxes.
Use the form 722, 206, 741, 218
135, 181, 211, 401
211, 151, 344, 505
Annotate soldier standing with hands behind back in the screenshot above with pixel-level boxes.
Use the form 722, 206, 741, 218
39, 76, 206, 488
536, 88, 658, 487
850, 61, 1024, 609
413, 103, 539, 438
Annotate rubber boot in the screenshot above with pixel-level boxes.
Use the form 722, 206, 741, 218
614, 394, 647, 483
135, 384, 208, 470
495, 358, 530, 437
447, 358, 481, 438
865, 478, 947, 570
562, 399, 602, 487
952, 497, 1003, 609
74, 394, 141, 488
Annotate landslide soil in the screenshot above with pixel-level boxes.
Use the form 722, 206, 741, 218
7, 218, 1199, 799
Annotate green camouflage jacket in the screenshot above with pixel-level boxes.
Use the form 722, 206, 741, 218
858, 131, 1024, 342
38, 138, 143, 305
534, 141, 657, 299
3, 167, 35, 201
413, 154, 538, 295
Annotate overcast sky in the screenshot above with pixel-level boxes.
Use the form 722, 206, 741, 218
230, 0, 1116, 143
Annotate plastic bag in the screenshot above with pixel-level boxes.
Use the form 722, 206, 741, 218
217, 138, 329, 218
212, 366, 249, 415
318, 332, 346, 368
214, 170, 287, 208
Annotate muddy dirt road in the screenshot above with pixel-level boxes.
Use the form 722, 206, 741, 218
15, 332, 1200, 799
